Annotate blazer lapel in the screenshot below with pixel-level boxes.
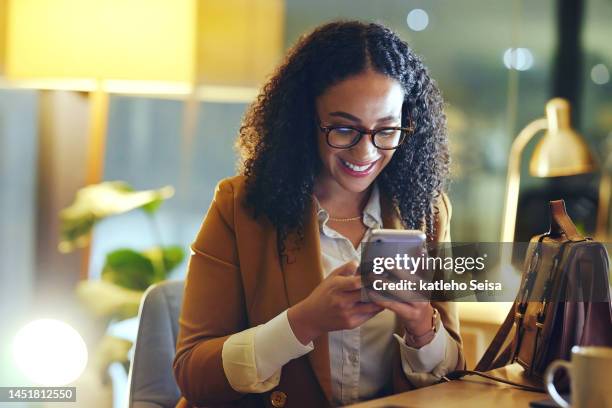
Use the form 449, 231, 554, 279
281, 199, 332, 401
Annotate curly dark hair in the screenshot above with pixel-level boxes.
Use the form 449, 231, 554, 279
237, 20, 449, 247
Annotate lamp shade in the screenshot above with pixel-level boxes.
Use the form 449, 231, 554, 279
529, 98, 597, 177
0, 0, 6, 76
2, 0, 283, 86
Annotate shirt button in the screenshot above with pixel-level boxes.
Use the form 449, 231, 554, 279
349, 352, 359, 364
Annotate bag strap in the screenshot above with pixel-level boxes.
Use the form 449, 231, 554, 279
443, 370, 544, 393
530, 240, 570, 371
474, 234, 546, 372
474, 303, 516, 371
549, 200, 584, 242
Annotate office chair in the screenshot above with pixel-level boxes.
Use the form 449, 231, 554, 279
127, 280, 184, 408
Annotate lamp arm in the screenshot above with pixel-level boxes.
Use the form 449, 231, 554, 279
501, 118, 548, 242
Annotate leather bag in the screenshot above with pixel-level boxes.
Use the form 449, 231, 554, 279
448, 199, 612, 390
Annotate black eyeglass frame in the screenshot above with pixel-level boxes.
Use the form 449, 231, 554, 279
317, 121, 415, 150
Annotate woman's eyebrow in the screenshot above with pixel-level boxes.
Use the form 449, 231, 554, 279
328, 111, 400, 124
328, 111, 361, 123
376, 115, 400, 123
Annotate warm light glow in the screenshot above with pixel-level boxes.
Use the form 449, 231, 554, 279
591, 64, 610, 85
503, 48, 534, 71
530, 98, 596, 177
6, 0, 196, 81
406, 9, 429, 31
196, 0, 284, 86
13, 319, 88, 386
4, 0, 284, 87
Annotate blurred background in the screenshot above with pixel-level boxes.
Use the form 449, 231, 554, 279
0, 0, 610, 407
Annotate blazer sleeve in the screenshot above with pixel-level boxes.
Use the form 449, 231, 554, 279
173, 179, 247, 406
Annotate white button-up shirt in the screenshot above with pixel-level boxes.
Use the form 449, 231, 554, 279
221, 185, 458, 406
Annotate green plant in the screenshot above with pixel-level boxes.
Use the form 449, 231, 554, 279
59, 181, 173, 252
59, 181, 185, 376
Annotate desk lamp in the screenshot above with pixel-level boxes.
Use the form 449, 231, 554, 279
501, 98, 597, 242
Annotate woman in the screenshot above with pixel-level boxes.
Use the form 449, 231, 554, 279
173, 21, 464, 408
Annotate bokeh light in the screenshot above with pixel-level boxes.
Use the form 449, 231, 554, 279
590, 63, 610, 85
503, 48, 534, 71
12, 319, 88, 386
407, 9, 429, 31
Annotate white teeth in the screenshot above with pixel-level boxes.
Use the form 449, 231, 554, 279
341, 159, 374, 172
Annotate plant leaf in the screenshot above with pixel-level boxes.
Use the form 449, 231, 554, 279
101, 246, 185, 291
102, 249, 156, 291
162, 245, 186, 272
58, 182, 174, 252
142, 245, 186, 281
141, 198, 163, 215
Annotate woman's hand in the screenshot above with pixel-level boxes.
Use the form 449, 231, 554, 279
374, 300, 434, 348
287, 261, 384, 345
369, 244, 436, 348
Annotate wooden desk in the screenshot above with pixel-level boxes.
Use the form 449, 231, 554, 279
348, 377, 546, 408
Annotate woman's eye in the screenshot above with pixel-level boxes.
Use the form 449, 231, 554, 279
334, 127, 357, 136
377, 129, 398, 137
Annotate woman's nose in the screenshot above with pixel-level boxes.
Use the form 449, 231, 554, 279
351, 132, 378, 158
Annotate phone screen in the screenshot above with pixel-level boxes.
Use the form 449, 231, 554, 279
360, 229, 428, 303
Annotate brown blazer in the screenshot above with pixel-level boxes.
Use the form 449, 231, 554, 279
173, 175, 464, 408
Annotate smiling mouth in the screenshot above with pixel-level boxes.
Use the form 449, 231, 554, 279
339, 158, 379, 174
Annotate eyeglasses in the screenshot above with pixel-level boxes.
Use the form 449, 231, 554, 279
318, 122, 414, 150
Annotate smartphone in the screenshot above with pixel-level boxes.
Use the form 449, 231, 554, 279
360, 229, 427, 302
368, 229, 426, 245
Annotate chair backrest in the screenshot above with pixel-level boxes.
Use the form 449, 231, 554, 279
127, 280, 184, 408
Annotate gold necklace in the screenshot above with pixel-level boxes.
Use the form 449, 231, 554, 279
328, 214, 362, 222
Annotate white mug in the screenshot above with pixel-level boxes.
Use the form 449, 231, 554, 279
545, 346, 612, 408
